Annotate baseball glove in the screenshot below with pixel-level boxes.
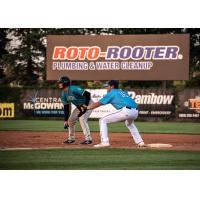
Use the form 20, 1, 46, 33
77, 105, 88, 117
64, 124, 69, 129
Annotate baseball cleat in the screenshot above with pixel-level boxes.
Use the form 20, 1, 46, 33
137, 142, 147, 148
94, 143, 110, 148
80, 140, 93, 144
63, 139, 75, 144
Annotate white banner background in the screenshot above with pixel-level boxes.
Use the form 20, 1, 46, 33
71, 89, 116, 118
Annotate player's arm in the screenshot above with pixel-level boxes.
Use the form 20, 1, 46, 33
61, 94, 70, 122
61, 92, 70, 128
63, 104, 70, 129
73, 86, 91, 106
64, 104, 70, 121
82, 90, 91, 106
87, 102, 102, 110
87, 92, 113, 110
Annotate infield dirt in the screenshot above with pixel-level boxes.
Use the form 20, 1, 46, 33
0, 131, 200, 151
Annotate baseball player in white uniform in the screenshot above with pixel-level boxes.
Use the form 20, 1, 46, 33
58, 76, 93, 144
86, 80, 146, 148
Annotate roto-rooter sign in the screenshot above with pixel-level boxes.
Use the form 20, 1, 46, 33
46, 34, 189, 80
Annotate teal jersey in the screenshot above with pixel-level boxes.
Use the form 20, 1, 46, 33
61, 85, 87, 105
99, 89, 138, 110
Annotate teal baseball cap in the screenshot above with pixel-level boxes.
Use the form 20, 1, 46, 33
103, 80, 119, 88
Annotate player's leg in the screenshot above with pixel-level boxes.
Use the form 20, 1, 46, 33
79, 100, 93, 144
79, 108, 93, 144
98, 108, 126, 145
125, 109, 145, 146
125, 119, 144, 144
64, 108, 79, 144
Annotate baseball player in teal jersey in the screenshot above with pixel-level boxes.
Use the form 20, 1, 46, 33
58, 76, 93, 144
86, 80, 146, 148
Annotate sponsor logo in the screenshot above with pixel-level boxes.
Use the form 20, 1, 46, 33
129, 92, 174, 105
0, 103, 14, 118
52, 46, 183, 61
184, 96, 200, 113
92, 94, 102, 98
24, 102, 63, 110
180, 96, 200, 118
23, 91, 63, 110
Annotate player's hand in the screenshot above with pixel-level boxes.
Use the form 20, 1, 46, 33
64, 121, 69, 129
77, 105, 88, 118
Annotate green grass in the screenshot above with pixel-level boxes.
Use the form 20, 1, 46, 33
0, 120, 200, 134
0, 148, 200, 169
1, 120, 200, 170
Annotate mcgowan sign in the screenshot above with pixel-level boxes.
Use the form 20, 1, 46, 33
47, 34, 189, 80
21, 89, 64, 117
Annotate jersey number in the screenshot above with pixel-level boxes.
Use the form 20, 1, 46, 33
119, 91, 129, 98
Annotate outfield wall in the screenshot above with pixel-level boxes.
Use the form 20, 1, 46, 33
0, 88, 200, 121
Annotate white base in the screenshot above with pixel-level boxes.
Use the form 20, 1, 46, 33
147, 143, 173, 148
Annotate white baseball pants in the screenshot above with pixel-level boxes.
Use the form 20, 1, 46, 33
99, 107, 143, 144
68, 100, 93, 140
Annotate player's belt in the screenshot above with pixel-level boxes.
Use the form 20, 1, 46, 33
125, 106, 138, 110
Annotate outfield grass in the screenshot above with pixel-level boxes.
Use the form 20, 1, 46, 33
0, 120, 200, 134
0, 148, 200, 170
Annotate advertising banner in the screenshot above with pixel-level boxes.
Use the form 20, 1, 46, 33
129, 89, 175, 119
21, 89, 64, 117
47, 34, 189, 80
74, 89, 175, 119
0, 103, 15, 118
21, 89, 175, 119
177, 89, 200, 119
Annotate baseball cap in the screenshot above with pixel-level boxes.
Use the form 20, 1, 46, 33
103, 80, 119, 88
57, 76, 71, 87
